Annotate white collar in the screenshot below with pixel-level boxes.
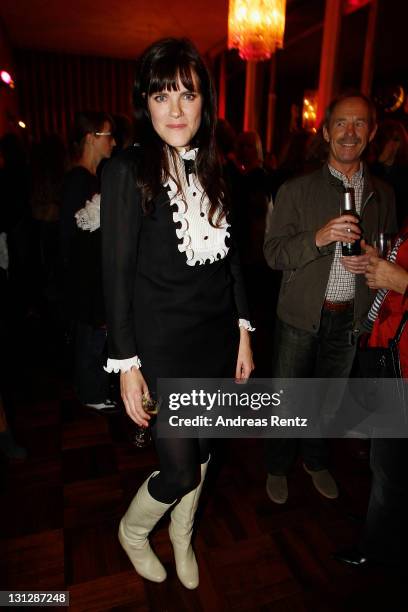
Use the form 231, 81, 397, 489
176, 147, 198, 161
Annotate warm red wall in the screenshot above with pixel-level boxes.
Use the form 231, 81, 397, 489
15, 49, 136, 143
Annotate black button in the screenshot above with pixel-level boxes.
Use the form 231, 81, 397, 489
193, 192, 197, 197
200, 212, 205, 217
204, 236, 208, 240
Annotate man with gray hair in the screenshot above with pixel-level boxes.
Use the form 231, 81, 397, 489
264, 93, 397, 504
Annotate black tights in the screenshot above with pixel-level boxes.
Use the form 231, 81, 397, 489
147, 427, 211, 503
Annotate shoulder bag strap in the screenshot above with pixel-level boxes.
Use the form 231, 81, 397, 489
389, 310, 408, 347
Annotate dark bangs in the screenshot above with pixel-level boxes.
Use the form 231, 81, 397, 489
146, 61, 200, 96
133, 38, 228, 226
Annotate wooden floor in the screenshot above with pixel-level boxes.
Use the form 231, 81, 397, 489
1, 314, 407, 612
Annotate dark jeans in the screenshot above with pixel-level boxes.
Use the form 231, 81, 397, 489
74, 320, 109, 404
266, 309, 356, 474
360, 438, 408, 563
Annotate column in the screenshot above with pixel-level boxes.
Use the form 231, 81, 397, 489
316, 0, 343, 125
243, 61, 258, 132
265, 54, 277, 153
361, 0, 378, 96
218, 51, 226, 119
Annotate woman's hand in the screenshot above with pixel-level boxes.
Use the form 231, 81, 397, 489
341, 239, 377, 275
235, 328, 255, 382
120, 368, 150, 427
365, 256, 408, 294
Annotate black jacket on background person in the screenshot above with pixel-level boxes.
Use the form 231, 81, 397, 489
370, 161, 408, 230
60, 166, 105, 327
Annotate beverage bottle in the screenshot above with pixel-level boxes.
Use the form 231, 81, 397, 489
341, 188, 361, 256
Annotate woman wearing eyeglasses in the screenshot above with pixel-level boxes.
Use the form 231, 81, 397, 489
61, 111, 116, 411
101, 38, 254, 588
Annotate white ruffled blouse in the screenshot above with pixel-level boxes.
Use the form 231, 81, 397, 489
164, 147, 231, 266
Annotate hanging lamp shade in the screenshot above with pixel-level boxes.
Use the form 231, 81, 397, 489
228, 0, 286, 61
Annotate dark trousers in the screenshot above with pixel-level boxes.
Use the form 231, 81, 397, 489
266, 309, 356, 474
361, 438, 408, 563
74, 320, 109, 404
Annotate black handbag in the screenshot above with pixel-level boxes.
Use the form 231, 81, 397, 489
358, 311, 408, 379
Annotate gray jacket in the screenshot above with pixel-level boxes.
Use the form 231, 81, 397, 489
264, 164, 397, 334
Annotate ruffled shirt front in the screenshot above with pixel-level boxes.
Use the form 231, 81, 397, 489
75, 193, 101, 232
164, 147, 231, 266
104, 147, 254, 374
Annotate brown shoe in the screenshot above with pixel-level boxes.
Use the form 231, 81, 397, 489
303, 464, 338, 499
266, 474, 288, 504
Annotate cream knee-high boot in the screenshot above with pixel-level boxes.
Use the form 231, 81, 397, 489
119, 471, 175, 582
168, 457, 210, 589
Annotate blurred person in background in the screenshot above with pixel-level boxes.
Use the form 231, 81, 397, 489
30, 134, 67, 313
272, 130, 310, 199
0, 134, 31, 318
370, 119, 408, 229
215, 119, 245, 248
112, 114, 135, 153
235, 131, 273, 267
60, 111, 117, 412
0, 182, 26, 460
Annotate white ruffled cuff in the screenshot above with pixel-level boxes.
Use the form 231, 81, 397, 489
104, 355, 141, 373
238, 319, 256, 332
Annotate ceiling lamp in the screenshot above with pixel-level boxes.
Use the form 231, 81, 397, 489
228, 0, 287, 61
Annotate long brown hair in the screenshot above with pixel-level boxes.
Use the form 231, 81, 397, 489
133, 38, 227, 226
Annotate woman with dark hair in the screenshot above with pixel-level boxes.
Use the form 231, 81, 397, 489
61, 111, 115, 267
61, 111, 116, 410
101, 38, 254, 588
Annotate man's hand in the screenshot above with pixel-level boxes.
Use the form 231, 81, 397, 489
365, 256, 408, 294
341, 239, 376, 275
315, 214, 361, 248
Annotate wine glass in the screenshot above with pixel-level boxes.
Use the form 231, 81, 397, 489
130, 392, 161, 448
142, 392, 161, 416
371, 232, 393, 258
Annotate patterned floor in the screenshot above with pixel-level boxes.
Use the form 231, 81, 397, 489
0, 317, 407, 611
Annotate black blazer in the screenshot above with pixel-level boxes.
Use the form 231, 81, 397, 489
61, 167, 105, 327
